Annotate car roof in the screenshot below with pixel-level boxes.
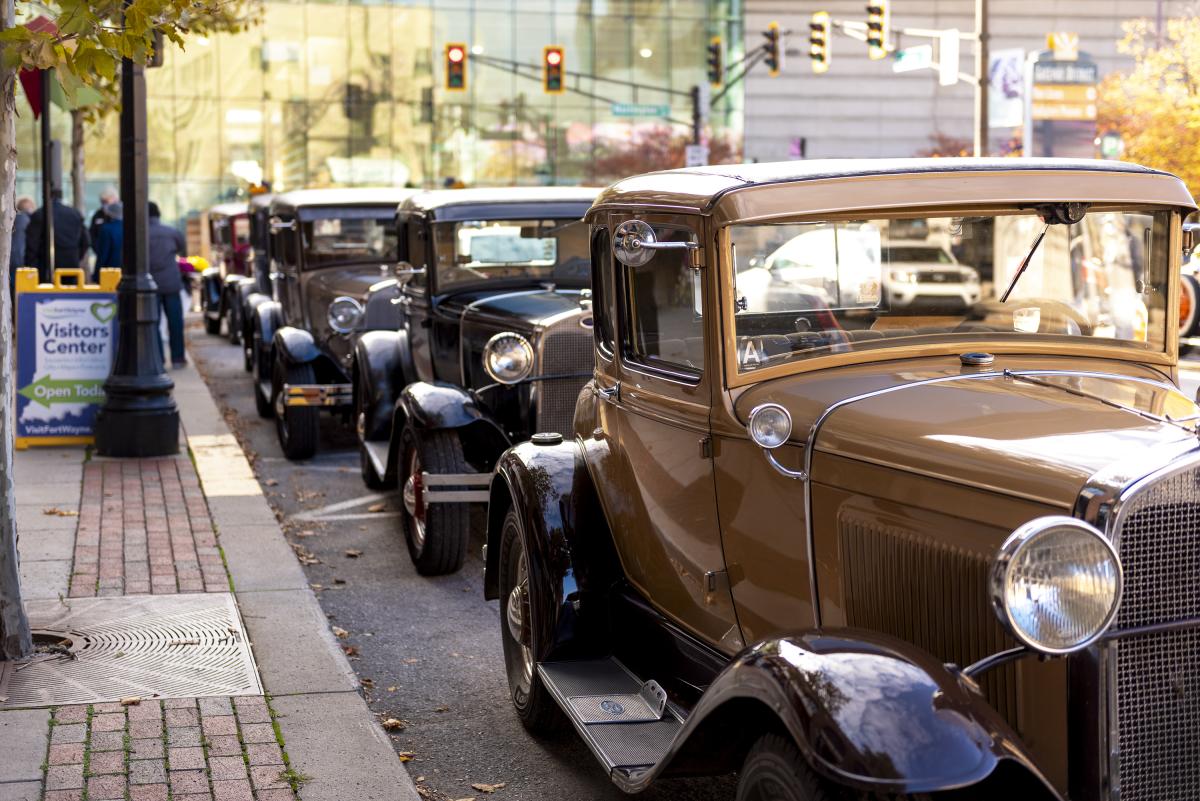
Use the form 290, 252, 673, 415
271, 187, 417, 213
589, 158, 1198, 221
249, 193, 274, 211
400, 187, 601, 220
208, 201, 248, 218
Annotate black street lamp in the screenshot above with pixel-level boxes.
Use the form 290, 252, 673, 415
93, 37, 179, 457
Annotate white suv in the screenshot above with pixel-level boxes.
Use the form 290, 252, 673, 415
883, 241, 981, 311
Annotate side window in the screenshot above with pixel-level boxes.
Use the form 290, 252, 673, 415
620, 226, 703, 375
590, 227, 614, 355
272, 217, 296, 267
406, 219, 427, 290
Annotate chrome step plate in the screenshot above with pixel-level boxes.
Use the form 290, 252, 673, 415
538, 659, 681, 771
362, 440, 389, 478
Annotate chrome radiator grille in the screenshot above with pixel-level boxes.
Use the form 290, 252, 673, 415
1113, 465, 1200, 801
535, 315, 593, 437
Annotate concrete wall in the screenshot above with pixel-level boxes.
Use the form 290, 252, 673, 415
743, 0, 1188, 160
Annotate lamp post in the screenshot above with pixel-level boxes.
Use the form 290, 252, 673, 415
93, 23, 179, 457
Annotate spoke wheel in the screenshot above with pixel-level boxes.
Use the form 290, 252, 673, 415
498, 506, 561, 735
399, 427, 470, 575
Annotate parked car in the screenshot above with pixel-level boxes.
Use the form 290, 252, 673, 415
1181, 221, 1200, 353
480, 158, 1199, 800
248, 188, 414, 460
200, 201, 252, 338
236, 191, 275, 369
353, 187, 599, 575
881, 240, 982, 311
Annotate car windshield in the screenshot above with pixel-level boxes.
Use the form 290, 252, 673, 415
301, 211, 396, 269
728, 209, 1171, 373
433, 218, 589, 292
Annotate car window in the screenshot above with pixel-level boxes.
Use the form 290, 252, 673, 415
432, 219, 590, 292
273, 219, 296, 267
301, 214, 396, 269
620, 226, 703, 375
591, 227, 614, 355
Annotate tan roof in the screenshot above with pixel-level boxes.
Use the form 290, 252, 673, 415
271, 187, 417, 212
589, 158, 1197, 222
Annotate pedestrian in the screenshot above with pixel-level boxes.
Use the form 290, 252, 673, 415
10, 195, 35, 295
89, 186, 118, 242
92, 200, 123, 271
25, 189, 90, 283
148, 201, 189, 368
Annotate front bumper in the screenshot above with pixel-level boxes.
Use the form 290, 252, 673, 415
281, 383, 352, 407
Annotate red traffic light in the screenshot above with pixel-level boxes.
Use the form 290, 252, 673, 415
448, 46, 465, 63
546, 49, 562, 66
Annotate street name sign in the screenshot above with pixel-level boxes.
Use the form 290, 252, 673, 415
893, 45, 933, 73
611, 103, 670, 118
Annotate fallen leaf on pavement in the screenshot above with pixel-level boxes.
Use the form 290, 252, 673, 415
381, 718, 406, 731
345, 549, 363, 558
398, 751, 415, 762
42, 507, 78, 517
265, 478, 278, 486
332, 626, 349, 639
472, 783, 506, 793
333, 578, 346, 584
120, 696, 141, 706
434, 705, 449, 713
310, 584, 324, 591
415, 776, 425, 782
361, 677, 376, 688
295, 530, 318, 538
342, 645, 360, 657
367, 503, 387, 513
452, 798, 476, 801
404, 658, 419, 664
387, 686, 397, 692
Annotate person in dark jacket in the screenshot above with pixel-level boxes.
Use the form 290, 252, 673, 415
148, 202, 188, 368
92, 201, 123, 271
26, 190, 89, 282
10, 196, 34, 297
89, 187, 119, 243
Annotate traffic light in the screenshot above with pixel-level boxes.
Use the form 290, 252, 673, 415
866, 2, 890, 60
543, 46, 565, 94
445, 43, 467, 91
809, 12, 830, 74
707, 36, 723, 88
763, 22, 782, 77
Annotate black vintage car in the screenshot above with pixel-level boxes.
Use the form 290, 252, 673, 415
234, 191, 275, 367
248, 188, 414, 460
200, 201, 252, 339
353, 187, 598, 575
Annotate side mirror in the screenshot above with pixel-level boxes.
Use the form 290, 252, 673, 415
613, 220, 698, 267
1184, 224, 1197, 258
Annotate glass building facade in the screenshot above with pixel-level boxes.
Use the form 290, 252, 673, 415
16, 0, 743, 224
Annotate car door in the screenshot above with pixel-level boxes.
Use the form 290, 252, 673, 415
400, 215, 435, 382
591, 213, 741, 652
271, 214, 302, 325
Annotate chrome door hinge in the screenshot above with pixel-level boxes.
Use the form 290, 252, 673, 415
699, 436, 712, 459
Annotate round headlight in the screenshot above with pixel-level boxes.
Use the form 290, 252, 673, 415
327, 296, 364, 334
483, 332, 534, 385
747, 403, 792, 449
991, 516, 1122, 655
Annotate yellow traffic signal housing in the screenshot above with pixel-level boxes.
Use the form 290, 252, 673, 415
445, 43, 467, 91
707, 36, 723, 88
763, 22, 782, 77
866, 2, 890, 60
809, 12, 830, 74
543, 46, 565, 94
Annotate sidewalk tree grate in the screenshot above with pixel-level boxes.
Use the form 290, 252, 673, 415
0, 593, 262, 709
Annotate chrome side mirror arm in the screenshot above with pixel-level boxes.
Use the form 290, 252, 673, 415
613, 220, 698, 267
762, 448, 807, 481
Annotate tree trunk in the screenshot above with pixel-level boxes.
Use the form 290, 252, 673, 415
71, 108, 85, 213
0, 0, 32, 661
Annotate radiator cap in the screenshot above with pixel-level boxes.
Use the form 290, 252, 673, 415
531, 432, 564, 446
960, 352, 995, 366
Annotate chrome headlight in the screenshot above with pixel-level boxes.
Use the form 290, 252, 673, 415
747, 403, 792, 449
990, 516, 1122, 655
483, 332, 534, 385
327, 296, 364, 334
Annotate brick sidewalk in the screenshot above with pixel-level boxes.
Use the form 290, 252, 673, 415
69, 459, 227, 598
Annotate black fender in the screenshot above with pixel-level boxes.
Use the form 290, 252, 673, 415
483, 438, 622, 660
252, 300, 283, 382
642, 629, 1060, 798
201, 268, 223, 315
391, 382, 510, 474
352, 330, 409, 443
242, 292, 271, 344
362, 278, 402, 331
272, 326, 322, 367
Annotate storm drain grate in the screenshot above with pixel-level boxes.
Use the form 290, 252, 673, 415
0, 593, 261, 709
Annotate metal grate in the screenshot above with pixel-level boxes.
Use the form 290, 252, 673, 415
1113, 467, 1200, 801
535, 314, 593, 437
0, 593, 261, 709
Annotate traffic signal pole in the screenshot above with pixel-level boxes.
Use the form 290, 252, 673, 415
974, 0, 989, 157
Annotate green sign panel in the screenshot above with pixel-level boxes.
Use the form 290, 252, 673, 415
19, 375, 106, 408
611, 103, 670, 118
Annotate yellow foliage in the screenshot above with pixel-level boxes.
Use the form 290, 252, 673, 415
1098, 14, 1200, 196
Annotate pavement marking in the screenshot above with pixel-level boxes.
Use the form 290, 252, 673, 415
291, 492, 402, 522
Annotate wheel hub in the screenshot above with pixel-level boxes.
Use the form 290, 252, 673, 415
274, 390, 286, 419
506, 579, 531, 648
402, 457, 427, 550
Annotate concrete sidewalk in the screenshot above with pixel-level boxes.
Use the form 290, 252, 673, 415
0, 359, 418, 801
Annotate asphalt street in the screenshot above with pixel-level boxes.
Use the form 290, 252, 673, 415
186, 321, 737, 801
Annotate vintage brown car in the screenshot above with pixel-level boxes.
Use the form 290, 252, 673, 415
480, 158, 1199, 800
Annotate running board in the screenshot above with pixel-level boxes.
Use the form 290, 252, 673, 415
538, 659, 681, 774
362, 440, 389, 479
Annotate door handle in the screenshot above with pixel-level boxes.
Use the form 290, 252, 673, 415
595, 380, 620, 400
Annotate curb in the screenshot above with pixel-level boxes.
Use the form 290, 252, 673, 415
172, 358, 420, 801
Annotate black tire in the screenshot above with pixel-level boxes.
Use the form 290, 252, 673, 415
274, 361, 320, 461
737, 734, 834, 801
227, 296, 242, 345
399, 427, 470, 575
356, 371, 390, 490
498, 507, 563, 735
242, 312, 256, 372
253, 330, 274, 418
204, 314, 221, 335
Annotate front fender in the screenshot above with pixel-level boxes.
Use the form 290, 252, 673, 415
201, 268, 222, 312
272, 326, 322, 367
252, 301, 283, 382
483, 439, 621, 660
651, 629, 1060, 798
353, 330, 404, 442
392, 381, 510, 473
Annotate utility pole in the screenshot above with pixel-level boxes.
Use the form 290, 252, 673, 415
974, 0, 989, 157
93, 7, 180, 458
690, 85, 702, 145
39, 68, 54, 280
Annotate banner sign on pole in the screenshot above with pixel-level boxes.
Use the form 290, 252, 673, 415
15, 267, 121, 449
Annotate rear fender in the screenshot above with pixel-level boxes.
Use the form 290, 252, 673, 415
483, 439, 621, 660
645, 629, 1060, 799
391, 382, 509, 474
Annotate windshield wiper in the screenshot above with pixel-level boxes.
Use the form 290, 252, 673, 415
999, 223, 1049, 303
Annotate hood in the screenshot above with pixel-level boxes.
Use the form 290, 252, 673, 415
307, 266, 389, 299
444, 288, 586, 329
735, 358, 1200, 509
